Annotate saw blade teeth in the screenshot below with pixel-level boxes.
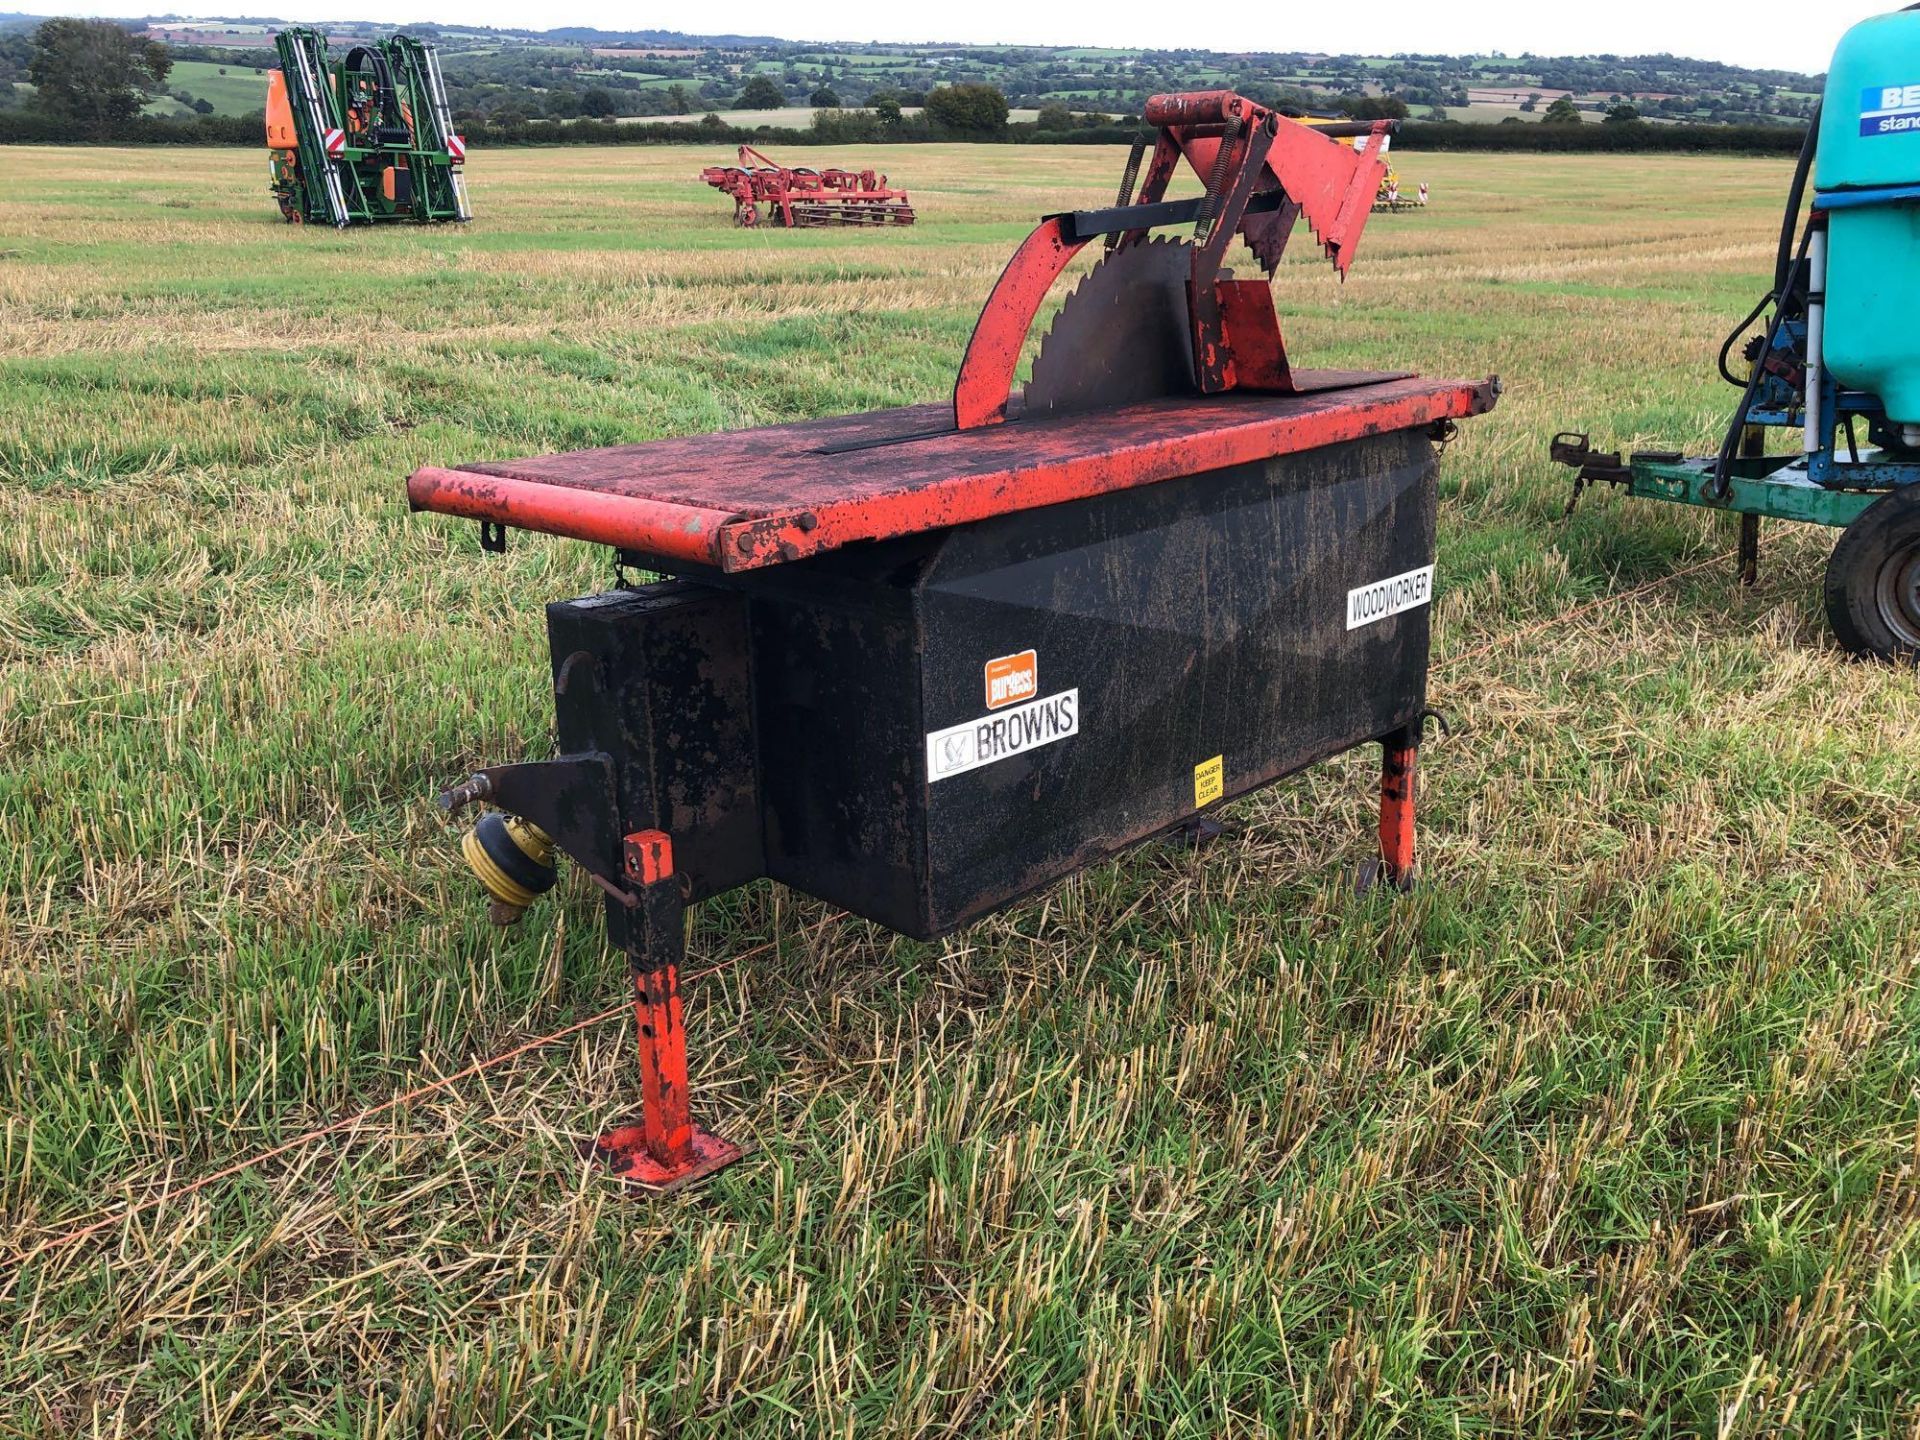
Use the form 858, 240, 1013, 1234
1031, 235, 1175, 371
1024, 235, 1196, 419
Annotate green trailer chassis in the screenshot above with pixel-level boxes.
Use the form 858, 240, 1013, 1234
1551, 433, 1920, 660
1551, 435, 1885, 529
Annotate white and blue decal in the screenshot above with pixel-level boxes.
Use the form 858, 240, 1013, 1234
1860, 84, 1920, 136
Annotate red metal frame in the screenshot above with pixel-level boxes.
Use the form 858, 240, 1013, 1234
1212, 279, 1293, 393
408, 374, 1496, 572
408, 90, 1450, 576
699, 144, 915, 228
952, 215, 1083, 430
1135, 92, 1387, 277
950, 91, 1390, 429
588, 830, 743, 1192
1377, 743, 1417, 886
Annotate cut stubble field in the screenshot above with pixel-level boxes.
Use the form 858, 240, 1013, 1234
2, 143, 1918, 1436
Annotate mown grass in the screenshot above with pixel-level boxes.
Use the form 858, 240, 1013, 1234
2, 143, 1918, 1436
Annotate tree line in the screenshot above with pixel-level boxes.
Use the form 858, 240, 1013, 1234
0, 16, 1808, 155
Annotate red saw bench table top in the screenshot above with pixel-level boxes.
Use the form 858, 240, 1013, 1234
407, 370, 1498, 572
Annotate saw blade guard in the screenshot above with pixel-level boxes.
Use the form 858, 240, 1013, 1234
1141, 90, 1391, 277
952, 90, 1395, 430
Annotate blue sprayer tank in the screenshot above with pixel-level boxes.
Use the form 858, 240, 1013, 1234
1817, 7, 1920, 426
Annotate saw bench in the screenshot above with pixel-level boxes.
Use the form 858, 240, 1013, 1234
409, 91, 1498, 1192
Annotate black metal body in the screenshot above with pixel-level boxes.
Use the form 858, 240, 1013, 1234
540, 427, 1437, 940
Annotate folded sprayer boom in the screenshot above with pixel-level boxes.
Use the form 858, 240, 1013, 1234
266, 27, 471, 227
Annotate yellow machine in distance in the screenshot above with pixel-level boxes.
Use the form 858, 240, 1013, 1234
1300, 116, 1428, 211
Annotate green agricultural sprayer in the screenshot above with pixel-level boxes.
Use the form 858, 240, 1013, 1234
267, 28, 471, 227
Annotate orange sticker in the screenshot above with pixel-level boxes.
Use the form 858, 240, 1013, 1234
984, 650, 1038, 710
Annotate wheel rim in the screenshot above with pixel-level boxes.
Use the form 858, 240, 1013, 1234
1873, 540, 1920, 650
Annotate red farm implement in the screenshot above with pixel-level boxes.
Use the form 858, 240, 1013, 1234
699, 144, 916, 228
413, 93, 1497, 1193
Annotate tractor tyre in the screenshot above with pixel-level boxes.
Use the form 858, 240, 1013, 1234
1824, 486, 1920, 662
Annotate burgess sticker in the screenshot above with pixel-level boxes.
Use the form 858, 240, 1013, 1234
927, 689, 1078, 782
984, 649, 1038, 709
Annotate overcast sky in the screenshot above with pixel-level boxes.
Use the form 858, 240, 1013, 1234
109, 1, 1902, 73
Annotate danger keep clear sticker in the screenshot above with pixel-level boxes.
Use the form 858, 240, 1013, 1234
1193, 755, 1224, 808
927, 689, 1079, 782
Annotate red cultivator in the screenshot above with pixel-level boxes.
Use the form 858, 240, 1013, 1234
699, 144, 916, 228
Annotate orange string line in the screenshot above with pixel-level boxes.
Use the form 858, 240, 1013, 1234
9, 549, 1733, 1271
6, 948, 758, 1272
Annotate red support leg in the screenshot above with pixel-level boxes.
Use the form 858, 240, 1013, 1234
1360, 732, 1419, 895
589, 831, 743, 1193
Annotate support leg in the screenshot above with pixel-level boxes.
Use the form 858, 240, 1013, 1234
589, 831, 743, 1193
1378, 737, 1418, 887
1738, 421, 1764, 588
1358, 724, 1420, 895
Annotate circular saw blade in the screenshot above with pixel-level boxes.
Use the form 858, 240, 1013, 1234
1023, 237, 1195, 420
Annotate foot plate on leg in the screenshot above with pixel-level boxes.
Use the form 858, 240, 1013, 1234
585, 1124, 746, 1194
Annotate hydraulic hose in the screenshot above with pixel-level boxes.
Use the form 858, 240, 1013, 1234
1774, 102, 1820, 296
1712, 224, 1812, 496
1717, 101, 1820, 389
1711, 101, 1821, 495
345, 45, 404, 132
1716, 291, 1775, 389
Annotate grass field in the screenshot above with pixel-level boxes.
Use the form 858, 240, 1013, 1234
166, 59, 273, 114
3, 143, 1919, 1436
133, 60, 274, 119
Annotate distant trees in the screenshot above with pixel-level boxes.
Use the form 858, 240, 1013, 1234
925, 82, 1007, 134
735, 74, 784, 109
0, 31, 34, 98
580, 86, 616, 118
1234, 79, 1324, 116
28, 19, 171, 126
2, 31, 1818, 147
1339, 94, 1409, 121
1542, 96, 1584, 124
809, 106, 882, 142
